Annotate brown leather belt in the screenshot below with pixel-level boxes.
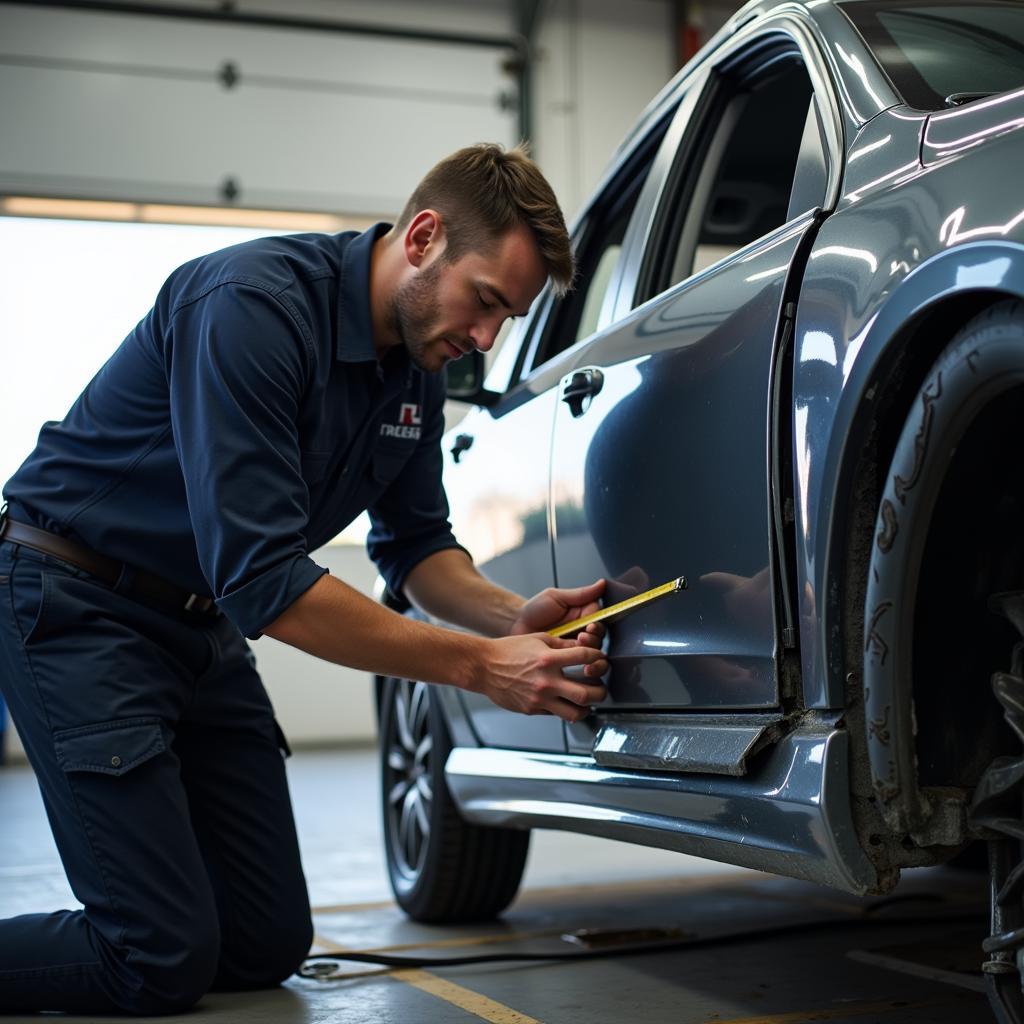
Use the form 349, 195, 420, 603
0, 516, 219, 620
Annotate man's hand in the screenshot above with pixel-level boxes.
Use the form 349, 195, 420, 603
510, 579, 608, 677
473, 633, 608, 722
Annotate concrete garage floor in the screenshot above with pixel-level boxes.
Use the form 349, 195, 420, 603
1, 746, 995, 1023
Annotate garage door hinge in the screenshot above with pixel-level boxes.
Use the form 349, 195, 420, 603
218, 61, 240, 89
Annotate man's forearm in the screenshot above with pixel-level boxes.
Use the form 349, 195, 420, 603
263, 573, 486, 688
263, 562, 609, 723
403, 548, 524, 637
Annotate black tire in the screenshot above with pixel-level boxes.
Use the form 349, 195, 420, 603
379, 676, 530, 923
864, 298, 1024, 832
862, 299, 1024, 1024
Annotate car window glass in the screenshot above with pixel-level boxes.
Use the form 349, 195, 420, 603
653, 55, 818, 294
519, 120, 668, 380
785, 97, 828, 223
483, 310, 532, 393
521, 184, 643, 378
575, 243, 623, 343
839, 1, 1024, 110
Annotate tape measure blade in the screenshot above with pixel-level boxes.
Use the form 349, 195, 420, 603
546, 576, 685, 638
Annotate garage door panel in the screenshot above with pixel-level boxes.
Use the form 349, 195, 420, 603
0, 6, 515, 212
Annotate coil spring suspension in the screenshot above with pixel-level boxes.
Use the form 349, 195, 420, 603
970, 593, 1024, 1024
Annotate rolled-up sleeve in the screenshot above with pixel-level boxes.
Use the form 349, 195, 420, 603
366, 390, 469, 601
166, 281, 328, 638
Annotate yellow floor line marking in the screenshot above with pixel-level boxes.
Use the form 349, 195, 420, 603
392, 968, 543, 1024
704, 994, 974, 1024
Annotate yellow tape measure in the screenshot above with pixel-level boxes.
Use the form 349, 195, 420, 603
547, 576, 687, 639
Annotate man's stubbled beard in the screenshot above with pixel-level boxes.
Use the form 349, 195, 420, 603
389, 259, 446, 372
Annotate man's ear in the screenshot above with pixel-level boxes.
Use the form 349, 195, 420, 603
403, 209, 445, 269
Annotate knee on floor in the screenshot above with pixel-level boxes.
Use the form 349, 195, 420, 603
107, 920, 222, 1015
214, 908, 314, 991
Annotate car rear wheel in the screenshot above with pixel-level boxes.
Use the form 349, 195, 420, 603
379, 676, 530, 923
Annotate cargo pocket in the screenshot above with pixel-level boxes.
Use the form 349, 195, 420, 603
51, 717, 197, 922
54, 717, 167, 776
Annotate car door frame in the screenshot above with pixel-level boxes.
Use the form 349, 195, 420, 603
613, 9, 846, 327
547, 11, 849, 769
432, 104, 684, 753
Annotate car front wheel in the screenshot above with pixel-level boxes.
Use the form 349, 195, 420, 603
863, 299, 1024, 1023
379, 676, 530, 923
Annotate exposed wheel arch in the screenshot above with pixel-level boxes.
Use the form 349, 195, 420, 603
856, 298, 1024, 848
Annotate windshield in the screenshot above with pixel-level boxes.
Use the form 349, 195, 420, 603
840, 1, 1024, 110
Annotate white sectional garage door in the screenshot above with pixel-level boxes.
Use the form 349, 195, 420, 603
0, 3, 518, 216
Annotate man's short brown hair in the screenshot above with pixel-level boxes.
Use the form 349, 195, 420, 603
395, 143, 575, 296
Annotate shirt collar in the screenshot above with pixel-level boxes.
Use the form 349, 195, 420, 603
336, 221, 392, 364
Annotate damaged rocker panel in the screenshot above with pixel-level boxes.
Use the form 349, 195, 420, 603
592, 712, 786, 776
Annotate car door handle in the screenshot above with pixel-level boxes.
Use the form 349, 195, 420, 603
450, 433, 474, 463
561, 368, 604, 418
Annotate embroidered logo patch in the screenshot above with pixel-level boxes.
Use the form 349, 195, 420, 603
399, 403, 422, 426
380, 403, 423, 440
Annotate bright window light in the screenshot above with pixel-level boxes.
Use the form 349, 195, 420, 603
0, 214, 370, 546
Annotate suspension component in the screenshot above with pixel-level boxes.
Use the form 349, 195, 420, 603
970, 592, 1024, 1024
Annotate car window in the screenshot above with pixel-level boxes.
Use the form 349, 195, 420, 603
516, 118, 668, 381
576, 242, 624, 343
839, 1, 1024, 110
482, 306, 536, 393
642, 51, 823, 298
555, 198, 635, 355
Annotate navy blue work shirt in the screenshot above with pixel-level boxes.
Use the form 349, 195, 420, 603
4, 223, 467, 639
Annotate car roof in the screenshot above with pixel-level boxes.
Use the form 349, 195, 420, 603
611, 0, 829, 162
610, 0, 889, 165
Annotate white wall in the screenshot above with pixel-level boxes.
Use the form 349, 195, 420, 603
532, 0, 677, 221
251, 544, 382, 745
0, 0, 678, 761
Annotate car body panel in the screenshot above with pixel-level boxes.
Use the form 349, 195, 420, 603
441, 359, 574, 752
794, 111, 1024, 708
446, 715, 878, 894
427, 0, 1024, 893
549, 217, 819, 711
922, 85, 1024, 166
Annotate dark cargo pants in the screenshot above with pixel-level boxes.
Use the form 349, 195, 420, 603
0, 541, 313, 1014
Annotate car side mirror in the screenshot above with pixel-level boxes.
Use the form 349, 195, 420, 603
445, 350, 498, 407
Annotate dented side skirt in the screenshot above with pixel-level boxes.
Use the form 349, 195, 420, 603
445, 718, 880, 895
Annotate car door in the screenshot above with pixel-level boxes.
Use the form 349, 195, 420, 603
549, 21, 839, 730
441, 124, 671, 752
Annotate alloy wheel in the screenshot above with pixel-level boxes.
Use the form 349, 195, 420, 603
383, 679, 434, 884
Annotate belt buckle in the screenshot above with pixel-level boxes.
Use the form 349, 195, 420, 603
184, 593, 214, 616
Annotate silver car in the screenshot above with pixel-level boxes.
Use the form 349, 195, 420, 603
377, 2, 1024, 1018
